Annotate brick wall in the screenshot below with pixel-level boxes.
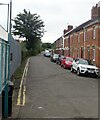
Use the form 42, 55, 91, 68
54, 3, 100, 67
91, 4, 100, 19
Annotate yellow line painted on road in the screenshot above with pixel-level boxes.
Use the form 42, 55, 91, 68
17, 87, 22, 105
22, 86, 26, 106
17, 58, 29, 106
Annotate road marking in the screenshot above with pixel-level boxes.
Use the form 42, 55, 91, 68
22, 85, 26, 106
17, 58, 30, 106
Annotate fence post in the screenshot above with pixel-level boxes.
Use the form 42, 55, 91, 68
3, 42, 8, 118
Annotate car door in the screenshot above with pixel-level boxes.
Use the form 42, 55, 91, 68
74, 59, 79, 71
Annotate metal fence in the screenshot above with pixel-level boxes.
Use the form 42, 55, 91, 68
0, 28, 21, 93
0, 26, 21, 118
0, 38, 10, 94
8, 34, 21, 78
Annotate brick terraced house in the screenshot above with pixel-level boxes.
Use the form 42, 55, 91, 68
54, 2, 100, 68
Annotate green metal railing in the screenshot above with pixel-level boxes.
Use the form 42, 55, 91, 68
0, 38, 10, 93
0, 38, 10, 118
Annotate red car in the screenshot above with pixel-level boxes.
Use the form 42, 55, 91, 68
61, 56, 73, 69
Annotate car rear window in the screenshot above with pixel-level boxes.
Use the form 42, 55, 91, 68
66, 57, 73, 62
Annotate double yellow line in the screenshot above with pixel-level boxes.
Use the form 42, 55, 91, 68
17, 58, 30, 106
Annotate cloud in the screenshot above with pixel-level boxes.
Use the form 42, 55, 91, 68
0, 0, 99, 43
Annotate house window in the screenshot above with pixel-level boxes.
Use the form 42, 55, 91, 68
78, 33, 80, 42
77, 48, 80, 58
93, 28, 96, 39
84, 29, 87, 41
72, 47, 74, 58
81, 47, 83, 58
87, 47, 90, 60
72, 34, 74, 44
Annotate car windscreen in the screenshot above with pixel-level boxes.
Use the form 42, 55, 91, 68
66, 57, 73, 62
79, 59, 89, 65
54, 54, 59, 57
60, 56, 64, 59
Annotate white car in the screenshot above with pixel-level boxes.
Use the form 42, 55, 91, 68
51, 54, 59, 62
44, 52, 51, 57
44, 50, 51, 57
71, 58, 99, 77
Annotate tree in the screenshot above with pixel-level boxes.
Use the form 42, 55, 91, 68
13, 9, 45, 51
42, 43, 52, 50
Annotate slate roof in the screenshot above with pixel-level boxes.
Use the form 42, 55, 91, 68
64, 17, 100, 37
54, 17, 100, 43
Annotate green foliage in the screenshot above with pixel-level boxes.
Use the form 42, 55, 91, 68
13, 9, 45, 52
20, 40, 42, 59
20, 41, 29, 62
42, 42, 52, 50
41, 42, 56, 51
51, 42, 56, 49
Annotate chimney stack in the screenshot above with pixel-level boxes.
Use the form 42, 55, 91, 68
91, 2, 100, 19
63, 25, 73, 35
68, 25, 73, 31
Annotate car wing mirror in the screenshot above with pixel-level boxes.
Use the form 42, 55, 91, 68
76, 61, 79, 64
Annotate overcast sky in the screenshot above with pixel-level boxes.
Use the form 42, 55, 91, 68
0, 0, 99, 43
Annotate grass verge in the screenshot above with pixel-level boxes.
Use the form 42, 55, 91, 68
11, 57, 28, 116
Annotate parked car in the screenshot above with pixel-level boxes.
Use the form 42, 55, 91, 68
56, 55, 65, 65
44, 50, 51, 57
51, 54, 59, 62
71, 58, 99, 77
44, 52, 51, 57
61, 56, 73, 69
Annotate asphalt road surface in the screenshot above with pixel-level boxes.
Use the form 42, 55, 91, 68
13, 54, 98, 119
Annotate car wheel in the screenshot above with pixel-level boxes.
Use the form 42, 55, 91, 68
77, 68, 80, 76
63, 64, 66, 69
61, 63, 63, 67
93, 74, 98, 78
71, 66, 74, 72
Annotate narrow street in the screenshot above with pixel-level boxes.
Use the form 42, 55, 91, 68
12, 54, 98, 118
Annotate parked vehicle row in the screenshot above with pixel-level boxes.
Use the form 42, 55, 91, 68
44, 53, 99, 78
